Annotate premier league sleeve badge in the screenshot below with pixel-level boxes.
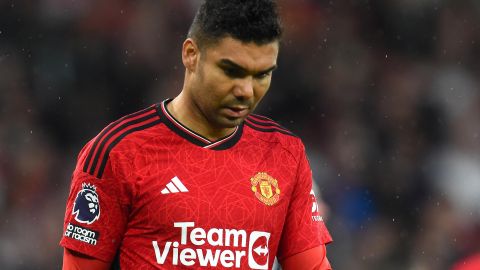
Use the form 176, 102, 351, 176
72, 183, 101, 225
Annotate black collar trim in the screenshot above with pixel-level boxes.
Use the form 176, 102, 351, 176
156, 99, 243, 150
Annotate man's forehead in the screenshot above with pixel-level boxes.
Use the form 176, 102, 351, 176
205, 37, 279, 70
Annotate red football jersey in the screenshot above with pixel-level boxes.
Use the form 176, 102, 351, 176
60, 100, 332, 269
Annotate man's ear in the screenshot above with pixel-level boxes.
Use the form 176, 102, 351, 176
182, 38, 199, 72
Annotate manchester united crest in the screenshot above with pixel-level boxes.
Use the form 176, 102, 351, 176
251, 172, 280, 206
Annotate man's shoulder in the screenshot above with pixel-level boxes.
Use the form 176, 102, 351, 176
78, 104, 165, 178
93, 104, 165, 148
244, 114, 303, 147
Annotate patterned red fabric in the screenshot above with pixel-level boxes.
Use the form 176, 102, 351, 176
60, 100, 332, 269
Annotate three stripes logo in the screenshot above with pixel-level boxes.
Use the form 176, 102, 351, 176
161, 176, 189, 194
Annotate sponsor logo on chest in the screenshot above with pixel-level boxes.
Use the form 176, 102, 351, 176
152, 222, 270, 269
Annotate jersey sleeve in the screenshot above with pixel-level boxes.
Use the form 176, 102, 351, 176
281, 245, 331, 270
60, 140, 134, 263
277, 143, 332, 261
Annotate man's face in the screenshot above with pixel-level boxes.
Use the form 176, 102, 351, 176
188, 37, 279, 129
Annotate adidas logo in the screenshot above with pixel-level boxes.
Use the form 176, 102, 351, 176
161, 176, 189, 194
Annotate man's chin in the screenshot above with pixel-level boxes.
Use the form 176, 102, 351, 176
219, 115, 247, 128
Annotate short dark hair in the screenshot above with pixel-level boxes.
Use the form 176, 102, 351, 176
188, 0, 282, 49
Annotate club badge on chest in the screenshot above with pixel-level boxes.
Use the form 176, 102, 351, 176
250, 172, 280, 206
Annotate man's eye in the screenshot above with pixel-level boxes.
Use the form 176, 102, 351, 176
223, 68, 242, 78
255, 72, 271, 79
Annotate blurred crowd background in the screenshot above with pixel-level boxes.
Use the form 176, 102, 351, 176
1, 0, 479, 269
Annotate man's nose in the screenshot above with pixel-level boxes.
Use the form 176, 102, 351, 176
233, 77, 254, 100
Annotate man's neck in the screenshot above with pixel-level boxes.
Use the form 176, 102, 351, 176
166, 95, 236, 141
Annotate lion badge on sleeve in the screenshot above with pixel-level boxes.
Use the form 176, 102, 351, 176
72, 183, 101, 224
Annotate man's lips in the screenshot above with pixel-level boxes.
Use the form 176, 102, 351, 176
223, 106, 249, 118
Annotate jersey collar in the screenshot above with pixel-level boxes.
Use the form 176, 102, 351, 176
156, 99, 243, 150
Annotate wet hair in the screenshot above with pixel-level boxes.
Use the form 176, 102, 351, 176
188, 0, 282, 49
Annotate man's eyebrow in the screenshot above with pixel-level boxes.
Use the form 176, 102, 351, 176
258, 64, 278, 74
218, 59, 277, 75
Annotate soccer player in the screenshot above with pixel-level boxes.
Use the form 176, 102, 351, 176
60, 0, 332, 269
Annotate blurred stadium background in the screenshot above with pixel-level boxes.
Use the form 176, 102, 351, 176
1, 0, 479, 269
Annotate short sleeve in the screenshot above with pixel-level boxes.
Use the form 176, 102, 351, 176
60, 140, 132, 262
277, 144, 332, 261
